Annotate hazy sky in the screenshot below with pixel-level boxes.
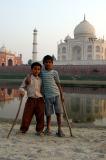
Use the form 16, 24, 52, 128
0, 0, 106, 63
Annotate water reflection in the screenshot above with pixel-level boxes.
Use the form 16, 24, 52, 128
0, 88, 19, 101
0, 86, 106, 126
64, 93, 106, 123
0, 87, 26, 120
63, 87, 106, 126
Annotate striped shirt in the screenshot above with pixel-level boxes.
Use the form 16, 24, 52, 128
41, 69, 60, 98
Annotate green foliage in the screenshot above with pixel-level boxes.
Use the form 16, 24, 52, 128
28, 59, 32, 65
0, 73, 26, 79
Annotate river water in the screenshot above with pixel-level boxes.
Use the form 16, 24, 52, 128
0, 84, 106, 126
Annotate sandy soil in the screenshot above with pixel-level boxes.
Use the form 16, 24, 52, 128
0, 122, 106, 160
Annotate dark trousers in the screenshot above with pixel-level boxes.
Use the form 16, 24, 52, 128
20, 97, 45, 133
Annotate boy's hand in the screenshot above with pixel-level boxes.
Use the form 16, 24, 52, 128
61, 95, 64, 103
19, 91, 25, 97
25, 75, 31, 85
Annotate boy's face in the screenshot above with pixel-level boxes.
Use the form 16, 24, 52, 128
44, 60, 53, 70
31, 66, 41, 76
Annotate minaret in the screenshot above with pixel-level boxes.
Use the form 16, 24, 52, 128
84, 14, 86, 21
32, 27, 37, 62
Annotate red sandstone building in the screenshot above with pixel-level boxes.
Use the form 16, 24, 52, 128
0, 88, 20, 101
0, 45, 22, 66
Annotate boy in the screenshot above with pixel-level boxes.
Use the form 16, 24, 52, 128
41, 55, 65, 137
19, 62, 45, 136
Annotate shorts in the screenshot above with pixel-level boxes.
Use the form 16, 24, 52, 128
45, 95, 63, 116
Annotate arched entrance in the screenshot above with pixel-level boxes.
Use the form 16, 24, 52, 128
7, 88, 12, 95
8, 59, 13, 66
72, 46, 82, 60
2, 63, 5, 66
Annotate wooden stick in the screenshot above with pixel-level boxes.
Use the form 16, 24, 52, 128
61, 101, 73, 137
7, 97, 23, 138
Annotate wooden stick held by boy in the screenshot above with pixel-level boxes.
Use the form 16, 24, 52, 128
7, 97, 23, 138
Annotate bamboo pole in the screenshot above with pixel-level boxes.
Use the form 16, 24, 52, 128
61, 101, 73, 137
7, 97, 23, 138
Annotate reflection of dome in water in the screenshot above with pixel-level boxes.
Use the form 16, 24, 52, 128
74, 17, 96, 38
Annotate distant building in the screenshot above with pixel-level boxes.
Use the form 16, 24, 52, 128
0, 45, 22, 66
0, 88, 20, 101
32, 28, 37, 62
57, 16, 106, 65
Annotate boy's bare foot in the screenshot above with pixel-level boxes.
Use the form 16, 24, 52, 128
44, 128, 52, 135
56, 129, 65, 137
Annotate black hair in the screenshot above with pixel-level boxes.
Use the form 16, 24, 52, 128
31, 62, 42, 69
43, 55, 53, 64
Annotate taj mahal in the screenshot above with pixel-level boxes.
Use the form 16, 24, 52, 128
56, 16, 106, 65
32, 16, 106, 65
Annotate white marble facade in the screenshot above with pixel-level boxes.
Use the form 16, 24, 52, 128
57, 17, 106, 65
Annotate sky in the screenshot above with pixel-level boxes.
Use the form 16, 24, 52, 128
0, 0, 106, 64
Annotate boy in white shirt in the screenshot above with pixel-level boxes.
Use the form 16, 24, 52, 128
19, 62, 45, 136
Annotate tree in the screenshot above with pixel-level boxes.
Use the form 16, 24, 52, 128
52, 54, 56, 61
28, 59, 32, 65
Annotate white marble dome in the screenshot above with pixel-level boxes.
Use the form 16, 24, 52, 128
74, 18, 96, 38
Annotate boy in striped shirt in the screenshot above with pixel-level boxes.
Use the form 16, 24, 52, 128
41, 55, 65, 137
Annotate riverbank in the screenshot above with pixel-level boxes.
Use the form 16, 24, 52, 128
1, 79, 106, 87
0, 122, 106, 160
61, 80, 106, 87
